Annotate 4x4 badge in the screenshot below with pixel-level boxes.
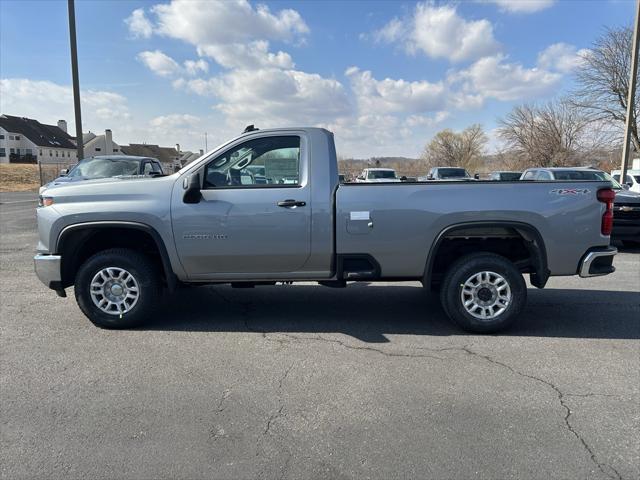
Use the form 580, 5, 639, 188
550, 188, 590, 195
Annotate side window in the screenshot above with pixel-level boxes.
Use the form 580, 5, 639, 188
522, 171, 536, 180
536, 171, 552, 180
204, 136, 300, 188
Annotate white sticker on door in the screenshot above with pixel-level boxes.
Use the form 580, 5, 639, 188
350, 211, 370, 221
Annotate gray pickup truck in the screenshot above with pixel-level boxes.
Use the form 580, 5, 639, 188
35, 127, 617, 333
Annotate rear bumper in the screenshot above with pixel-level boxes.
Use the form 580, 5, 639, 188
34, 254, 62, 289
578, 247, 617, 278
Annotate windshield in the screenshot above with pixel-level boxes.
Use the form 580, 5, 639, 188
499, 172, 522, 181
438, 168, 469, 178
368, 170, 396, 179
613, 174, 640, 185
555, 170, 622, 189
67, 158, 140, 179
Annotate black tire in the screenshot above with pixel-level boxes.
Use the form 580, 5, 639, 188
74, 248, 161, 329
439, 252, 526, 334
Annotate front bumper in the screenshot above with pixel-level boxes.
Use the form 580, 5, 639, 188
34, 254, 62, 289
578, 247, 617, 278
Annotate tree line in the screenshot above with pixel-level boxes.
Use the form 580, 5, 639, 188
423, 25, 637, 173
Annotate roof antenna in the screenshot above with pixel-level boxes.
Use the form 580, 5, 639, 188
243, 124, 259, 133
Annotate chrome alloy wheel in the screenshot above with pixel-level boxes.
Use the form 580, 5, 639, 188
90, 267, 140, 315
460, 271, 511, 320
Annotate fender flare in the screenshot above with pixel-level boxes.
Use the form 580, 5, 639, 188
56, 221, 178, 292
423, 221, 549, 289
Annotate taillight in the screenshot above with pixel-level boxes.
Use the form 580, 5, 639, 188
597, 188, 615, 236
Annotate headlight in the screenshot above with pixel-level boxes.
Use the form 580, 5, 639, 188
38, 196, 54, 207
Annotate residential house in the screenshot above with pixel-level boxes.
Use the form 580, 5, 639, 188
83, 129, 122, 157
120, 143, 180, 168
0, 115, 77, 164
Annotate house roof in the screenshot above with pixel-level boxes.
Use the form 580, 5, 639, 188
120, 144, 180, 164
0, 114, 76, 149
179, 151, 201, 166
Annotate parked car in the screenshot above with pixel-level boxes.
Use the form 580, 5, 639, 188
420, 167, 474, 181
356, 168, 400, 183
611, 169, 640, 193
40, 155, 164, 193
35, 128, 617, 333
355, 168, 401, 183
489, 171, 522, 181
520, 167, 640, 245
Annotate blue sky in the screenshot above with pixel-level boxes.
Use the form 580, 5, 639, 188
0, 0, 635, 157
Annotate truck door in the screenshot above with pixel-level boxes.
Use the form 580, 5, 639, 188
171, 134, 311, 279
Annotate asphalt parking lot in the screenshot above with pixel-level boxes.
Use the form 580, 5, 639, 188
1, 192, 638, 480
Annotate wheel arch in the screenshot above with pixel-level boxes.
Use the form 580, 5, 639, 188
424, 221, 549, 290
56, 221, 177, 291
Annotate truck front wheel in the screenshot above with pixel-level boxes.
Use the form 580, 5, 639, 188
440, 253, 526, 333
74, 248, 161, 329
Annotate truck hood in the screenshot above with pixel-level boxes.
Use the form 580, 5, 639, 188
40, 175, 174, 195
614, 188, 640, 204
39, 174, 179, 200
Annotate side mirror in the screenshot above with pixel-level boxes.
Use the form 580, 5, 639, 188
427, 175, 434, 180
183, 173, 202, 204
357, 176, 364, 180
622, 183, 630, 190
59, 168, 68, 177
474, 173, 480, 180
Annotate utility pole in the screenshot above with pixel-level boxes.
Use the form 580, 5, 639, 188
67, 0, 84, 161
621, 0, 640, 183
205, 132, 208, 152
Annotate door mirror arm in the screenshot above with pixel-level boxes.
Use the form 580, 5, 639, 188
183, 173, 202, 204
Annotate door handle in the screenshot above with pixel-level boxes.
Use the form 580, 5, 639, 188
277, 199, 306, 208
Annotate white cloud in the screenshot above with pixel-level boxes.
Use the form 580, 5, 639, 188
197, 41, 293, 70
149, 0, 308, 46
137, 50, 181, 77
485, 0, 555, 14
137, 50, 209, 77
183, 59, 209, 75
0, 78, 131, 133
372, 18, 404, 43
124, 8, 153, 38
537, 43, 587, 73
452, 54, 562, 102
150, 113, 200, 129
127, 1, 306, 73
372, 2, 500, 63
181, 68, 351, 126
346, 67, 446, 114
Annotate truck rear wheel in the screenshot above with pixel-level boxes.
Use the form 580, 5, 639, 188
440, 253, 526, 333
74, 248, 160, 329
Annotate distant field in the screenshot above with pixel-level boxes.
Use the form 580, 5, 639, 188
0, 164, 64, 192
0, 164, 40, 192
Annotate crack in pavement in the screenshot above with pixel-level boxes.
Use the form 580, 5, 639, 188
210, 388, 232, 441
263, 363, 293, 435
270, 332, 446, 360
255, 363, 294, 479
458, 346, 623, 480
210, 287, 623, 479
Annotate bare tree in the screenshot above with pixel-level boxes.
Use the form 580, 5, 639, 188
497, 100, 593, 168
421, 124, 488, 172
573, 26, 639, 152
